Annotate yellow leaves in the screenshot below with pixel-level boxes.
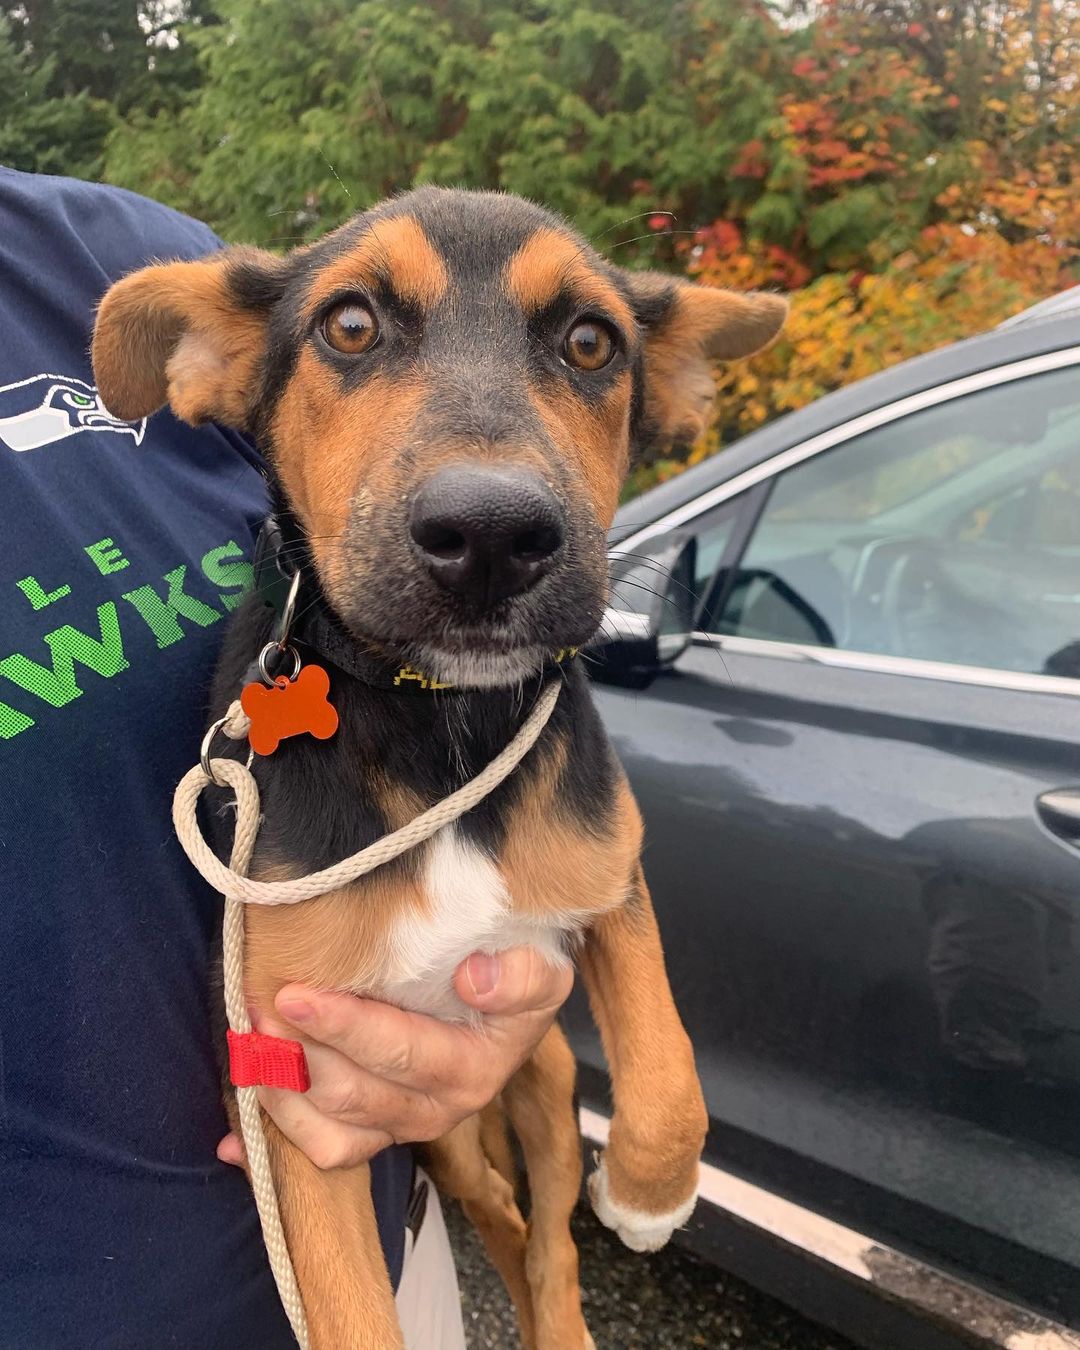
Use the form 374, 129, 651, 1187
746, 400, 770, 425
686, 435, 717, 467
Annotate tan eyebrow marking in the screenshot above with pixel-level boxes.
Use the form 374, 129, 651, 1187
270, 355, 432, 563
304, 216, 450, 315
505, 228, 634, 331
526, 368, 631, 527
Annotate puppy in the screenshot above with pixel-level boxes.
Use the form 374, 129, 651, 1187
92, 187, 786, 1350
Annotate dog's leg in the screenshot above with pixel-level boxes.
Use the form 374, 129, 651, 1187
261, 1113, 404, 1350
479, 1097, 517, 1190
580, 860, 708, 1253
424, 1114, 537, 1348
503, 1024, 593, 1350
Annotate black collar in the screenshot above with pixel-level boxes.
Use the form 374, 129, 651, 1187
252, 516, 576, 692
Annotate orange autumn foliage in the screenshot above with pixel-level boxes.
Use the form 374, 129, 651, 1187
628, 0, 1080, 494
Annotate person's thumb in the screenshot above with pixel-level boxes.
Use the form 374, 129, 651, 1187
453, 946, 573, 1017
216, 1131, 245, 1168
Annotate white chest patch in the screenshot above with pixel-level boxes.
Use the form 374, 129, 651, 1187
376, 826, 585, 1021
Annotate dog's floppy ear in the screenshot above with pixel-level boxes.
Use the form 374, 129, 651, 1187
624, 272, 787, 450
92, 248, 288, 428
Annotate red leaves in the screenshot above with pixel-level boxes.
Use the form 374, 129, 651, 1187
733, 138, 769, 179
812, 138, 852, 162
696, 219, 743, 256
766, 245, 812, 289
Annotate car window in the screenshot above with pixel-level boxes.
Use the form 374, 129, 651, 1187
690, 501, 740, 604
612, 499, 741, 623
954, 460, 1080, 549
706, 363, 1080, 678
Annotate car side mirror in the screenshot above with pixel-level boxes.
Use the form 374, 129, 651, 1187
587, 533, 697, 690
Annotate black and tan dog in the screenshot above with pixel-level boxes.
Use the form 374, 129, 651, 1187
92, 188, 785, 1350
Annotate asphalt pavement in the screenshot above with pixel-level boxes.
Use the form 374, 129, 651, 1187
446, 1198, 858, 1350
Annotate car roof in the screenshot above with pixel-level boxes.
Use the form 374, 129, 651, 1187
613, 308, 1080, 541
997, 284, 1080, 330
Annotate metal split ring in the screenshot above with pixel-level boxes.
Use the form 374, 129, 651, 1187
275, 568, 302, 649
257, 640, 302, 686
200, 714, 231, 787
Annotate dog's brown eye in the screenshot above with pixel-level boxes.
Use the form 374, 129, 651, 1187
563, 320, 615, 371
321, 300, 378, 355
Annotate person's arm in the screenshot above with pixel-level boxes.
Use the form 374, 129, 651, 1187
217, 947, 572, 1169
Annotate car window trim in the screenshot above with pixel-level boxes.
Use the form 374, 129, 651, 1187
695, 479, 771, 630
617, 346, 1080, 555
688, 632, 1080, 699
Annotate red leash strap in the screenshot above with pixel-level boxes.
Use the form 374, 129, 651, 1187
227, 1029, 311, 1092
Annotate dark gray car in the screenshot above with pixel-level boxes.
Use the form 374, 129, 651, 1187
565, 290, 1080, 1350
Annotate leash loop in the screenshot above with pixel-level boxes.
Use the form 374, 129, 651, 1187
199, 699, 255, 785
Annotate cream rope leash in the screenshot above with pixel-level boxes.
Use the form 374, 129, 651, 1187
174, 680, 560, 905
171, 679, 562, 1347
217, 805, 311, 1349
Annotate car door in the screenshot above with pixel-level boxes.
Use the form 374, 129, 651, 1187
584, 351, 1080, 1323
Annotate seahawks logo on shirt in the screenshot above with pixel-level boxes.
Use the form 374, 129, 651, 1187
0, 373, 146, 453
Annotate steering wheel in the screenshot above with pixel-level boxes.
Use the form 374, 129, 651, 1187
730, 568, 836, 646
848, 535, 942, 656
878, 542, 945, 657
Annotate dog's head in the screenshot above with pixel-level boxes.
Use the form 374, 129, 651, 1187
93, 188, 785, 686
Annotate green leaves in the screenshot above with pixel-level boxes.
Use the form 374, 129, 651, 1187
747, 191, 800, 244
0, 15, 115, 179
807, 185, 893, 258
94, 0, 775, 247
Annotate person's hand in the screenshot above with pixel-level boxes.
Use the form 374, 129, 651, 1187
217, 947, 573, 1170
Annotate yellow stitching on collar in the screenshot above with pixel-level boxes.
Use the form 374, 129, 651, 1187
393, 649, 576, 690
394, 665, 453, 690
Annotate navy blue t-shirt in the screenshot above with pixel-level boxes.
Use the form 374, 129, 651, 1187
0, 168, 411, 1349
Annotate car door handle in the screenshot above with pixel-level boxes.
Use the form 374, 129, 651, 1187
1036, 788, 1080, 840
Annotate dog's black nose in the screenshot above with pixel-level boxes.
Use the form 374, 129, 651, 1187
409, 466, 564, 604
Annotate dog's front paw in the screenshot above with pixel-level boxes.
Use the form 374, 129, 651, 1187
587, 1153, 697, 1253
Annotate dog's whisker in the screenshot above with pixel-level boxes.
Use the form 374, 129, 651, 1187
609, 566, 701, 609
608, 552, 704, 607
609, 552, 681, 581
682, 628, 736, 687
316, 147, 354, 203
591, 591, 734, 688
608, 576, 680, 607
591, 210, 677, 242
606, 228, 699, 253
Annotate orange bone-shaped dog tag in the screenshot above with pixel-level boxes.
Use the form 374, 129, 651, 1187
240, 664, 339, 756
